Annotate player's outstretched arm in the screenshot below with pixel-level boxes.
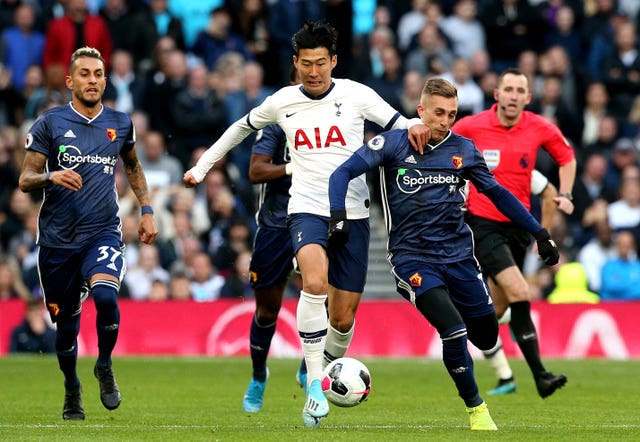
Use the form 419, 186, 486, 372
184, 118, 258, 187
120, 147, 158, 244
19, 150, 82, 192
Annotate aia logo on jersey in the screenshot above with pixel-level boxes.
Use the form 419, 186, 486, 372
47, 303, 60, 317
409, 272, 422, 287
293, 126, 346, 150
452, 155, 463, 169
106, 128, 117, 142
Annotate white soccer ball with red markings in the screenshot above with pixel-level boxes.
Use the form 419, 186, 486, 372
321, 357, 371, 407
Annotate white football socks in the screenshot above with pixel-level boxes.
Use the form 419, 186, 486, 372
323, 321, 355, 368
297, 290, 328, 386
483, 336, 513, 380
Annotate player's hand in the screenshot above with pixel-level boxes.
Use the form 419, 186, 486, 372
50, 169, 83, 191
408, 122, 430, 155
328, 210, 349, 250
138, 215, 159, 244
534, 228, 559, 266
183, 170, 198, 188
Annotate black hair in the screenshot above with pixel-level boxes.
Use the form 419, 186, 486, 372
291, 21, 338, 57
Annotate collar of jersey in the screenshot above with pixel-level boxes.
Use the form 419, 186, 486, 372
425, 130, 452, 151
299, 81, 335, 100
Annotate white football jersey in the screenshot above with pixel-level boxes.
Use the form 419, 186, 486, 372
191, 78, 411, 218
254, 79, 411, 218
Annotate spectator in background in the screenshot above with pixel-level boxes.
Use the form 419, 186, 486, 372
577, 216, 615, 293
220, 249, 253, 299
191, 7, 254, 72
580, 82, 610, 150
24, 63, 70, 119
584, 114, 621, 161
228, 0, 270, 65
212, 218, 252, 277
99, 0, 135, 52
123, 243, 170, 301
601, 21, 640, 120
600, 230, 640, 300
142, 48, 187, 148
569, 152, 608, 244
365, 46, 404, 113
543, 4, 584, 70
189, 251, 225, 302
603, 139, 640, 200
547, 262, 600, 304
7, 206, 38, 292
351, 25, 396, 83
0, 3, 45, 92
224, 60, 274, 182
0, 61, 24, 127
42, 0, 113, 72
607, 164, 640, 234
440, 57, 484, 118
0, 187, 34, 252
168, 269, 192, 300
138, 130, 184, 190
10, 298, 57, 353
397, 70, 423, 120
171, 63, 226, 170
481, 0, 546, 72
439, 0, 486, 61
396, 0, 428, 53
103, 49, 144, 114
129, 0, 185, 73
404, 22, 454, 77
0, 255, 31, 300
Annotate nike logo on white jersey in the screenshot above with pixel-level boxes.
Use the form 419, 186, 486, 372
286, 112, 297, 118
64, 130, 77, 138
404, 155, 417, 164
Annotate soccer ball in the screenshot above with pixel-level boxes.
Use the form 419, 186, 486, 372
321, 357, 371, 407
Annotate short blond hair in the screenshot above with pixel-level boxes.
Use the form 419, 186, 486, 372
69, 47, 105, 73
421, 77, 458, 99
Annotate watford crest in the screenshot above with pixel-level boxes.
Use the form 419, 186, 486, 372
106, 128, 117, 142
409, 272, 422, 287
452, 155, 463, 169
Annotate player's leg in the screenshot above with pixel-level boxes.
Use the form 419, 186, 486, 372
38, 246, 85, 420
84, 234, 126, 410
493, 265, 567, 397
289, 214, 330, 427
243, 227, 293, 411
394, 261, 496, 430
483, 279, 516, 395
324, 218, 368, 367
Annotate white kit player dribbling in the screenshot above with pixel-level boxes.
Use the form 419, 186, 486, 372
184, 21, 429, 428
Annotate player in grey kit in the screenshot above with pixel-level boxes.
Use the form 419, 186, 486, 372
328, 78, 559, 430
19, 47, 158, 420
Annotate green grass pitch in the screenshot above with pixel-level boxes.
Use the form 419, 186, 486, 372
1, 356, 639, 441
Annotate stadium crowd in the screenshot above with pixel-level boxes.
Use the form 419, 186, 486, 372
2, 0, 640, 305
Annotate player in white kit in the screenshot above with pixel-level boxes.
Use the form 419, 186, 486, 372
184, 21, 429, 428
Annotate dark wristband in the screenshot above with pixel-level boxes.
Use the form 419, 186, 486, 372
141, 205, 154, 215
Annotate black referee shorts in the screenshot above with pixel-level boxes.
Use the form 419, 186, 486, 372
466, 214, 532, 277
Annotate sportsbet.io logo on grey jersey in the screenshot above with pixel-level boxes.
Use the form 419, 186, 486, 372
57, 144, 118, 175
396, 169, 461, 194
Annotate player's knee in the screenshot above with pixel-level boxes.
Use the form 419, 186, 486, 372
256, 304, 280, 323
302, 275, 328, 295
91, 280, 120, 327
466, 313, 499, 351
329, 316, 354, 333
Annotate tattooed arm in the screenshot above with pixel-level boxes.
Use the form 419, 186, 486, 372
19, 150, 82, 193
120, 146, 158, 244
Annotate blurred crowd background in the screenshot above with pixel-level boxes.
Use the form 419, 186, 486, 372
2, 0, 640, 307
